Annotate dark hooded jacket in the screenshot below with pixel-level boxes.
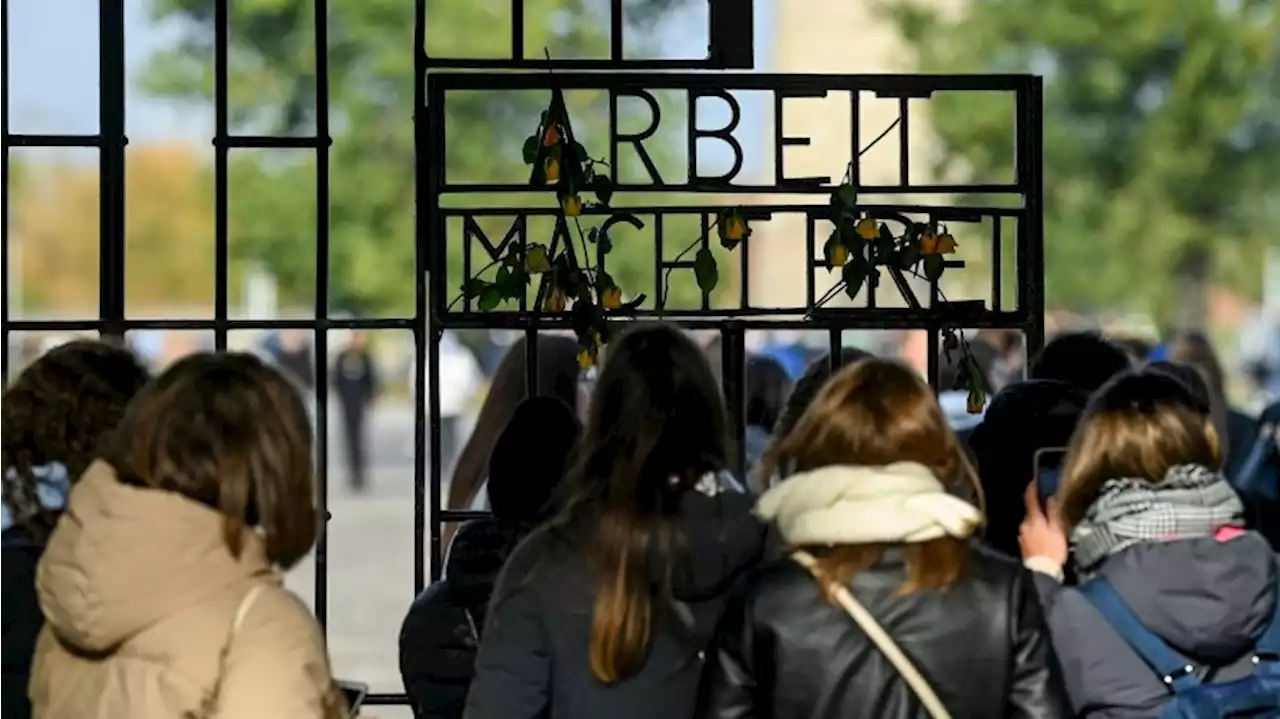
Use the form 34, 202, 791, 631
400, 519, 527, 718
463, 477, 770, 719
1033, 532, 1278, 718
969, 380, 1090, 558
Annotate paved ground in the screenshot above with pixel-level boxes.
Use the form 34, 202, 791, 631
284, 401, 453, 718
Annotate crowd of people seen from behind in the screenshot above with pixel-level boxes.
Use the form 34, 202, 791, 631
2, 323, 1278, 718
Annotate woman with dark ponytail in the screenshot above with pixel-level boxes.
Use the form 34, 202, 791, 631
465, 324, 770, 719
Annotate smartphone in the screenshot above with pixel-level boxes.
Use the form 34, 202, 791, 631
1033, 447, 1069, 508
337, 680, 369, 716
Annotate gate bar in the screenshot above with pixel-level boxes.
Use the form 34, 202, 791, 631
98, 0, 127, 341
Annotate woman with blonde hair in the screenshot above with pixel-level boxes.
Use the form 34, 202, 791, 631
28, 352, 346, 719
698, 357, 1068, 719
1020, 369, 1279, 717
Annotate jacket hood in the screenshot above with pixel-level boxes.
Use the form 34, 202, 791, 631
1100, 531, 1277, 663
443, 518, 527, 605
661, 472, 770, 602
36, 461, 274, 653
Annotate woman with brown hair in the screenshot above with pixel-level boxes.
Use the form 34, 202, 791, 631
28, 353, 346, 719
447, 334, 580, 514
1019, 369, 1278, 717
464, 323, 770, 719
698, 358, 1069, 719
2, 340, 151, 719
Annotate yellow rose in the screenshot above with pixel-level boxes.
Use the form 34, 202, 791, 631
601, 286, 622, 309
543, 288, 567, 313
561, 195, 583, 218
855, 217, 879, 240
935, 232, 958, 255
829, 243, 849, 268
920, 233, 939, 255
966, 388, 985, 415
525, 244, 551, 274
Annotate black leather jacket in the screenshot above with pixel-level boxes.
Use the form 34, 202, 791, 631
695, 543, 1070, 719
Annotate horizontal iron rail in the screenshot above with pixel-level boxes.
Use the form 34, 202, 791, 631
440, 182, 1025, 195
7, 133, 105, 148
4, 318, 416, 332
424, 57, 723, 70
432, 310, 1035, 330
437, 203, 1028, 217
428, 72, 1037, 94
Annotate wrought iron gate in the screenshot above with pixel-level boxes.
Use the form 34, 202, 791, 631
2, 0, 1043, 709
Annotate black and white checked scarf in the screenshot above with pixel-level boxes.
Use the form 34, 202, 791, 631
1070, 464, 1245, 575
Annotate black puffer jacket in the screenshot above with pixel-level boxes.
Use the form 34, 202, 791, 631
2, 527, 46, 719
464, 478, 771, 719
696, 544, 1071, 719
399, 519, 527, 719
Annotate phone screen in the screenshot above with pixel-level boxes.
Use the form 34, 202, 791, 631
1033, 447, 1069, 507
338, 680, 369, 715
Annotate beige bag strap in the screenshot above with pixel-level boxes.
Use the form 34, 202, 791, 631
190, 584, 268, 719
231, 584, 266, 634
791, 550, 952, 719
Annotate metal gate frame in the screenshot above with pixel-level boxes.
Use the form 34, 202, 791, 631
1, 0, 1042, 708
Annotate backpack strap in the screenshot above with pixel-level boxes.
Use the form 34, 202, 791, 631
1233, 424, 1277, 498
1078, 577, 1201, 693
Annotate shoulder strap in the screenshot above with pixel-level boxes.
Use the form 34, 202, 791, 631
1078, 577, 1200, 692
792, 550, 952, 719
232, 584, 266, 635
1234, 425, 1277, 495
193, 584, 268, 718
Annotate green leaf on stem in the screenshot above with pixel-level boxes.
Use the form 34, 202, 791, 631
522, 136, 538, 165
694, 247, 719, 295
461, 278, 487, 298
478, 285, 503, 311
842, 257, 867, 299
592, 174, 614, 206
923, 254, 946, 282
875, 223, 896, 264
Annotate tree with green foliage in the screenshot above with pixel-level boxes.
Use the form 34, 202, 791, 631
883, 0, 1279, 327
141, 0, 709, 318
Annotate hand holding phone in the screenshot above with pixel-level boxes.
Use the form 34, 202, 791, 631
1033, 447, 1068, 507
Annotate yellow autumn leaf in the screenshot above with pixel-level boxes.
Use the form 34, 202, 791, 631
544, 156, 560, 183
920, 233, 939, 255
855, 217, 879, 240
935, 233, 958, 255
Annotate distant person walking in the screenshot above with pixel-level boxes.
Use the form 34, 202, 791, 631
332, 331, 379, 492
275, 330, 317, 400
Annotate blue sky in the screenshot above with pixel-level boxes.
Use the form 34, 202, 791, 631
9, 0, 773, 149
10, 0, 193, 139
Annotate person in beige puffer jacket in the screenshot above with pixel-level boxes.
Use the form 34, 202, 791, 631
27, 352, 347, 719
